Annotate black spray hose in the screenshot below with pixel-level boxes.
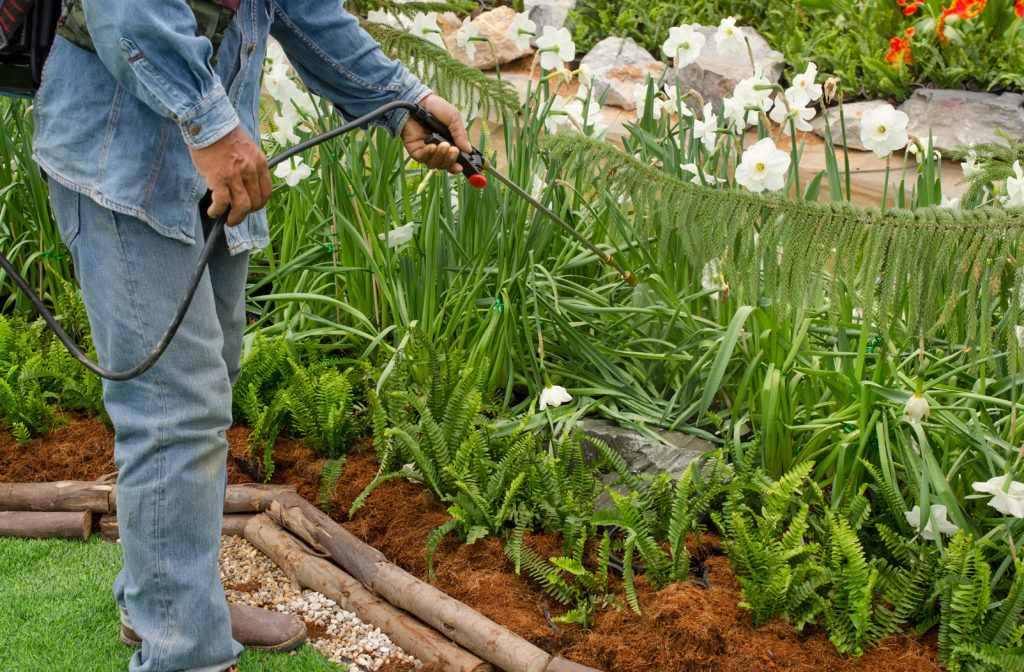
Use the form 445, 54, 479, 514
0, 100, 631, 381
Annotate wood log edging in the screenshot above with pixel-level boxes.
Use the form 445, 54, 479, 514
0, 510, 92, 540
265, 491, 597, 672
245, 513, 493, 672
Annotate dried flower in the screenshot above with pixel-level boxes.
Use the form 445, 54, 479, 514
823, 77, 840, 104
539, 385, 572, 410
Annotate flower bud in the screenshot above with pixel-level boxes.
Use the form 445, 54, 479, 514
904, 393, 929, 423
823, 77, 840, 104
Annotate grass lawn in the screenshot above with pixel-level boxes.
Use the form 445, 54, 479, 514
0, 536, 343, 671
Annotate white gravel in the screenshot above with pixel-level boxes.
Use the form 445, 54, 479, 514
219, 534, 420, 671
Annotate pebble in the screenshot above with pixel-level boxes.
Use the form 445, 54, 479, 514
219, 535, 421, 671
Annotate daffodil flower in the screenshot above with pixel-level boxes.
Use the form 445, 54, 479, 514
535, 26, 575, 71
508, 11, 536, 52
904, 504, 959, 540
859, 104, 909, 158
273, 156, 313, 187
768, 97, 815, 135
715, 16, 746, 56
539, 385, 572, 410
692, 103, 719, 152
410, 13, 445, 50
735, 138, 791, 193
972, 475, 1024, 518
789, 62, 822, 102
634, 82, 664, 120
1005, 160, 1024, 207
903, 392, 929, 423
377, 222, 416, 248
456, 16, 481, 62
662, 24, 705, 67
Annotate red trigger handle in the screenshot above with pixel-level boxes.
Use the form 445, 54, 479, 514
410, 105, 488, 188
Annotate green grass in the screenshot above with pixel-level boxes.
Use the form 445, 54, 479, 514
0, 536, 342, 672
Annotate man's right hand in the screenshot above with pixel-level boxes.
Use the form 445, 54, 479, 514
188, 125, 272, 227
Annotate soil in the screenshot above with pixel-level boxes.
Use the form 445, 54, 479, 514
0, 414, 944, 672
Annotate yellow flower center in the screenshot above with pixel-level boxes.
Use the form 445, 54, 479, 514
877, 125, 886, 134
756, 162, 765, 172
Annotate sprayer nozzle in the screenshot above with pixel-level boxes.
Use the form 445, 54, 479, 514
467, 173, 487, 188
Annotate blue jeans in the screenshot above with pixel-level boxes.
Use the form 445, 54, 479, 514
49, 181, 248, 672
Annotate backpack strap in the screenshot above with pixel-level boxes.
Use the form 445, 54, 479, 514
58, 0, 237, 62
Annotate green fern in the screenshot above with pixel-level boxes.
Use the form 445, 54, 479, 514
318, 457, 346, 515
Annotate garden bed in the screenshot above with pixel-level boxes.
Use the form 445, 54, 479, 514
0, 414, 943, 672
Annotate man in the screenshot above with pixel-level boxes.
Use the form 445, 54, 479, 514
32, 1, 471, 671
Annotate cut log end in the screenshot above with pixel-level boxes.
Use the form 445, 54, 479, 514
0, 510, 92, 541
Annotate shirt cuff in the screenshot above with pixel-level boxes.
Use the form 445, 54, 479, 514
178, 83, 241, 149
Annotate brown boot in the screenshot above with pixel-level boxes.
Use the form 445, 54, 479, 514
120, 603, 307, 653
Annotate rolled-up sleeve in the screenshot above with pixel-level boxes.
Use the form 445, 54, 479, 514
80, 0, 240, 148
270, 0, 431, 136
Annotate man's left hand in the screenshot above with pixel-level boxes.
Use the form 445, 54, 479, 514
400, 94, 472, 173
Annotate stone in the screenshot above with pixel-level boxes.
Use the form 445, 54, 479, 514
809, 99, 892, 152
524, 0, 576, 33
899, 89, 1024, 153
439, 7, 534, 70
580, 37, 665, 110
669, 25, 784, 113
578, 419, 713, 510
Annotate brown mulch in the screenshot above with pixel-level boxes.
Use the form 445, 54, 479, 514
1, 416, 943, 672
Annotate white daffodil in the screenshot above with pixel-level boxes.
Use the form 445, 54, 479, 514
692, 103, 720, 152
577, 63, 593, 87
535, 26, 575, 71
542, 95, 572, 134
539, 385, 572, 410
700, 259, 723, 300
377, 221, 416, 248
508, 11, 536, 52
961, 151, 984, 179
726, 67, 772, 129
270, 114, 300, 146
410, 13, 445, 49
662, 24, 705, 67
660, 85, 692, 118
859, 104, 909, 158
715, 16, 746, 56
273, 156, 313, 187
735, 138, 791, 193
907, 142, 941, 164
264, 39, 285, 65
904, 392, 929, 423
366, 9, 406, 29
1016, 325, 1024, 348
939, 194, 960, 209
263, 62, 295, 100
972, 475, 1024, 518
634, 82, 663, 120
566, 96, 600, 128
456, 16, 481, 62
904, 504, 960, 541
1005, 160, 1024, 207
681, 162, 724, 186
768, 97, 815, 135
789, 62, 822, 103
530, 175, 546, 200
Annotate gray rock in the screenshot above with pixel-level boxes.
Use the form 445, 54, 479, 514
440, 7, 534, 70
524, 0, 576, 33
577, 419, 714, 511
899, 89, 1024, 153
580, 37, 665, 110
669, 25, 784, 113
809, 99, 891, 152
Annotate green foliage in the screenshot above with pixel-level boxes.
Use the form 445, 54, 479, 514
0, 312, 105, 440
318, 457, 346, 515
570, 0, 690, 56
544, 132, 1024, 361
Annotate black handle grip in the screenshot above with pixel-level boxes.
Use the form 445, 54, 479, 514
409, 105, 488, 188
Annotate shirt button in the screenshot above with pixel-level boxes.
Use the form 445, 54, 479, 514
188, 125, 202, 136
247, 43, 255, 55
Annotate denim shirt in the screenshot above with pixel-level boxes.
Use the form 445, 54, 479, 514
33, 0, 430, 254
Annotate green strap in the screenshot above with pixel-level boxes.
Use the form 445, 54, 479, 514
57, 0, 236, 60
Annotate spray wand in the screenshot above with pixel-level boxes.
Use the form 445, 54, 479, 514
0, 101, 637, 381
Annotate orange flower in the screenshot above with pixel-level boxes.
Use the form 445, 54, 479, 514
885, 27, 915, 66
937, 0, 988, 42
896, 0, 924, 14
1016, 0, 1024, 17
